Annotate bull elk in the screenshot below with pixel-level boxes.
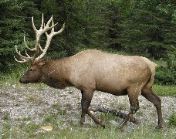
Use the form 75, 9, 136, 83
15, 14, 163, 129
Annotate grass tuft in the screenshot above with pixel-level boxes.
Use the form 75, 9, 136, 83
168, 113, 176, 127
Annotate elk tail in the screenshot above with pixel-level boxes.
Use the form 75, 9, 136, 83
142, 57, 158, 89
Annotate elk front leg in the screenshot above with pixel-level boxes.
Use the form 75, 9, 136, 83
80, 90, 89, 125
120, 88, 140, 128
80, 90, 105, 128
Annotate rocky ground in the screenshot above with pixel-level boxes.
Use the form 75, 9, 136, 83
0, 84, 176, 129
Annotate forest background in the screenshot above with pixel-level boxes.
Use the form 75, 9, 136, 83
0, 0, 176, 85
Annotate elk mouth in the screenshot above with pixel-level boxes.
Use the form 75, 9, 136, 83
19, 78, 29, 84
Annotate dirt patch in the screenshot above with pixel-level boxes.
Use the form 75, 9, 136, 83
0, 84, 176, 128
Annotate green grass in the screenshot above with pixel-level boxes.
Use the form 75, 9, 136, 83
1, 118, 176, 139
0, 64, 26, 85
153, 85, 176, 96
1, 112, 176, 139
34, 126, 176, 139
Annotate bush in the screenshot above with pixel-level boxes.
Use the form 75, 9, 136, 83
156, 53, 176, 85
156, 66, 176, 85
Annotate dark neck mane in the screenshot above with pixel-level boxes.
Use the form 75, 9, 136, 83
40, 58, 72, 89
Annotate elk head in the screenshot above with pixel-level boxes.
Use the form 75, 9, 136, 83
15, 14, 65, 83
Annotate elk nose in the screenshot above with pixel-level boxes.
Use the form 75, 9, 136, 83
19, 78, 23, 83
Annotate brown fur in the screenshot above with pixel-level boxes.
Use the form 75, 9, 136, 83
20, 49, 163, 128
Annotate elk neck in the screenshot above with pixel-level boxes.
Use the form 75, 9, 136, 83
40, 58, 72, 89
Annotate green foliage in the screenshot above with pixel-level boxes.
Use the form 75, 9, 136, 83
0, 0, 40, 71
156, 67, 176, 85
0, 63, 26, 85
156, 51, 176, 85
168, 113, 176, 127
117, 0, 176, 58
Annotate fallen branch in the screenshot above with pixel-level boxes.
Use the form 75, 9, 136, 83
90, 107, 139, 124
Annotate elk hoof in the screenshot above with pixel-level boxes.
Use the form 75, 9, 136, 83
101, 124, 105, 128
155, 125, 163, 129
80, 122, 84, 126
133, 119, 140, 125
80, 119, 85, 126
97, 120, 105, 128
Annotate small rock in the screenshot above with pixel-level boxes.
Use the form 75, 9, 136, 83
41, 125, 53, 132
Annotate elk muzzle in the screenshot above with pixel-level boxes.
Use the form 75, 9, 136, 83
19, 77, 29, 84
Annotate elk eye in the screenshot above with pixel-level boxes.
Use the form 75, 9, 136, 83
29, 69, 33, 71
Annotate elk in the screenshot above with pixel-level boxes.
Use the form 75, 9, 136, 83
15, 14, 163, 129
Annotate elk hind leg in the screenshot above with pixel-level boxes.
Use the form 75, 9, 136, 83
142, 87, 163, 128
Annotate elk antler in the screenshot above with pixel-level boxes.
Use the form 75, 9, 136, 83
35, 18, 65, 60
14, 14, 65, 63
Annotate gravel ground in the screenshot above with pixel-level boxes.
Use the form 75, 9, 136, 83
0, 84, 176, 129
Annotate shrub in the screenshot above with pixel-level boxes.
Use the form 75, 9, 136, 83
156, 66, 176, 85
156, 54, 176, 85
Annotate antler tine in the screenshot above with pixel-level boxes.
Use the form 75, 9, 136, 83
45, 16, 53, 28
54, 23, 65, 35
14, 45, 33, 63
24, 35, 36, 51
31, 16, 37, 32
25, 50, 30, 57
15, 45, 28, 59
14, 56, 28, 63
43, 16, 58, 33
49, 17, 65, 36
40, 13, 44, 29
51, 18, 55, 32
